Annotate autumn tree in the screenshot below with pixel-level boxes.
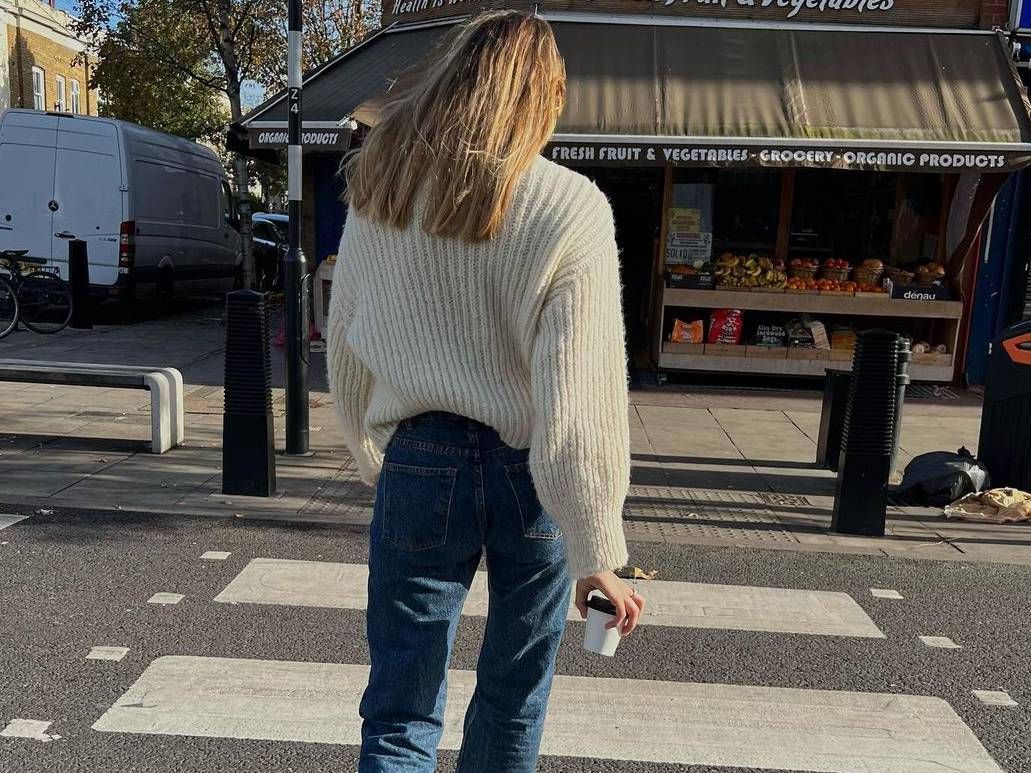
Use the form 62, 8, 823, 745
74, 0, 380, 286
91, 4, 229, 142
255, 0, 378, 90
74, 0, 284, 287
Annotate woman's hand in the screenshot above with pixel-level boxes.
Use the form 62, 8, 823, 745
575, 571, 645, 636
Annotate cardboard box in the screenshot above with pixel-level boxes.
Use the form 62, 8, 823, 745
746, 345, 788, 359
828, 348, 854, 361
704, 344, 744, 357
787, 347, 829, 361
663, 342, 705, 355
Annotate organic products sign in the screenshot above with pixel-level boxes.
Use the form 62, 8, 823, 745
248, 127, 352, 150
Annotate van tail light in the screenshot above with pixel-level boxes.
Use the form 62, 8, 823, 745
119, 221, 135, 274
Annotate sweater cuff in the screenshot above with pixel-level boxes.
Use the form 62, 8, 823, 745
563, 514, 629, 579
350, 440, 383, 489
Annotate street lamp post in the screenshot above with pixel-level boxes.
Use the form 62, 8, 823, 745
284, 0, 310, 455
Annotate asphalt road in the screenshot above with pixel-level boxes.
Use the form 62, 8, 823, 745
1, 505, 1029, 773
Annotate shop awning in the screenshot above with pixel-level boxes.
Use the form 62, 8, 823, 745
240, 18, 1031, 171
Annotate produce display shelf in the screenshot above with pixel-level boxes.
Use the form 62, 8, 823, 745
663, 288, 962, 319
657, 351, 953, 382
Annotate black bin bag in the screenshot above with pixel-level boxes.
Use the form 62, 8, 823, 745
896, 447, 990, 508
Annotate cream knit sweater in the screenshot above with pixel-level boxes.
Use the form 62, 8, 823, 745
326, 156, 630, 578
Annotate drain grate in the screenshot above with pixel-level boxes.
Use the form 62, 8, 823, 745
907, 384, 959, 400
756, 492, 812, 507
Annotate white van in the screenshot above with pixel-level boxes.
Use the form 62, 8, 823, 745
0, 109, 241, 302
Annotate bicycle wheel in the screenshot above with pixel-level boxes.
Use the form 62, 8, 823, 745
17, 270, 72, 334
0, 275, 18, 339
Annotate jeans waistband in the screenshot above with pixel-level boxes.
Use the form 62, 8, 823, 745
401, 411, 477, 429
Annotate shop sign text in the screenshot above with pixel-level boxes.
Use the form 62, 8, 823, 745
393, 0, 896, 19
384, 0, 980, 30
547, 142, 1019, 172
249, 128, 351, 150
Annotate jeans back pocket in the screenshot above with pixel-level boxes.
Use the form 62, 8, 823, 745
380, 462, 458, 551
503, 461, 561, 540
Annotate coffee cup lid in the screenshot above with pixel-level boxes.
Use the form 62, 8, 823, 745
586, 595, 617, 616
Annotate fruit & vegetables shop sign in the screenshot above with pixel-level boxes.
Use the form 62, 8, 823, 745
384, 0, 983, 28
545, 142, 1030, 172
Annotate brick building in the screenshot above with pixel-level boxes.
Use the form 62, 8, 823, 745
1, 0, 97, 115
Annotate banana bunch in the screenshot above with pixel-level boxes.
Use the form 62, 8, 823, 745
715, 253, 786, 288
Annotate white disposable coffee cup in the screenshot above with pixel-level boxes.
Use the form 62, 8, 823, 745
583, 594, 622, 657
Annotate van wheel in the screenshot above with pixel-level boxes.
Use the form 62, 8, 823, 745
156, 269, 174, 315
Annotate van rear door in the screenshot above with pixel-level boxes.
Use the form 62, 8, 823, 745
0, 111, 57, 262
52, 116, 123, 284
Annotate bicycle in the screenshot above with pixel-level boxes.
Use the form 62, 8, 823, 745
0, 250, 74, 340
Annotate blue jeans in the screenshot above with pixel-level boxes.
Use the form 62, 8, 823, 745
359, 412, 571, 773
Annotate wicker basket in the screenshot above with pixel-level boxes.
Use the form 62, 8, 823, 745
916, 267, 945, 285
820, 267, 851, 282
885, 267, 914, 286
788, 266, 818, 280
853, 267, 884, 286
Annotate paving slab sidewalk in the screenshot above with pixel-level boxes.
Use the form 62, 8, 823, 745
2, 302, 1029, 567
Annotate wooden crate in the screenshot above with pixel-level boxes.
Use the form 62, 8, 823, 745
912, 352, 953, 366
663, 342, 705, 355
787, 347, 829, 361
704, 344, 745, 357
746, 345, 788, 359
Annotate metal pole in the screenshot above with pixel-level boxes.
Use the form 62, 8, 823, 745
284, 0, 310, 455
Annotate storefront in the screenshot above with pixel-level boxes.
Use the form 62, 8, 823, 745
234, 0, 1031, 383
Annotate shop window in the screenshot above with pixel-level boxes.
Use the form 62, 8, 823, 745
55, 75, 66, 112
891, 174, 944, 265
789, 169, 898, 264
70, 80, 81, 114
31, 67, 45, 111
672, 168, 782, 256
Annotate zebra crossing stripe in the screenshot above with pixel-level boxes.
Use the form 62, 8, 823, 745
214, 558, 884, 638
0, 514, 28, 530
92, 655, 1002, 772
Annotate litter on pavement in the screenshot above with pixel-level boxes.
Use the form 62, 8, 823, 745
945, 488, 1031, 523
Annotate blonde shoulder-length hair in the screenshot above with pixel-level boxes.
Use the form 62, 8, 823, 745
344, 11, 566, 242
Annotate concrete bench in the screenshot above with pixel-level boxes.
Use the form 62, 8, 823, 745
0, 359, 185, 454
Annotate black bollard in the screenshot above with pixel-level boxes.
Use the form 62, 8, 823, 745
222, 290, 276, 496
68, 239, 92, 330
831, 330, 901, 536
816, 369, 851, 471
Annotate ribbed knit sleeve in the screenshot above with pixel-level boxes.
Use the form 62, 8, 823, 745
528, 191, 631, 579
326, 233, 383, 487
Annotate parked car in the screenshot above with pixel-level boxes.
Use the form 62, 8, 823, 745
252, 212, 288, 291
0, 109, 242, 304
